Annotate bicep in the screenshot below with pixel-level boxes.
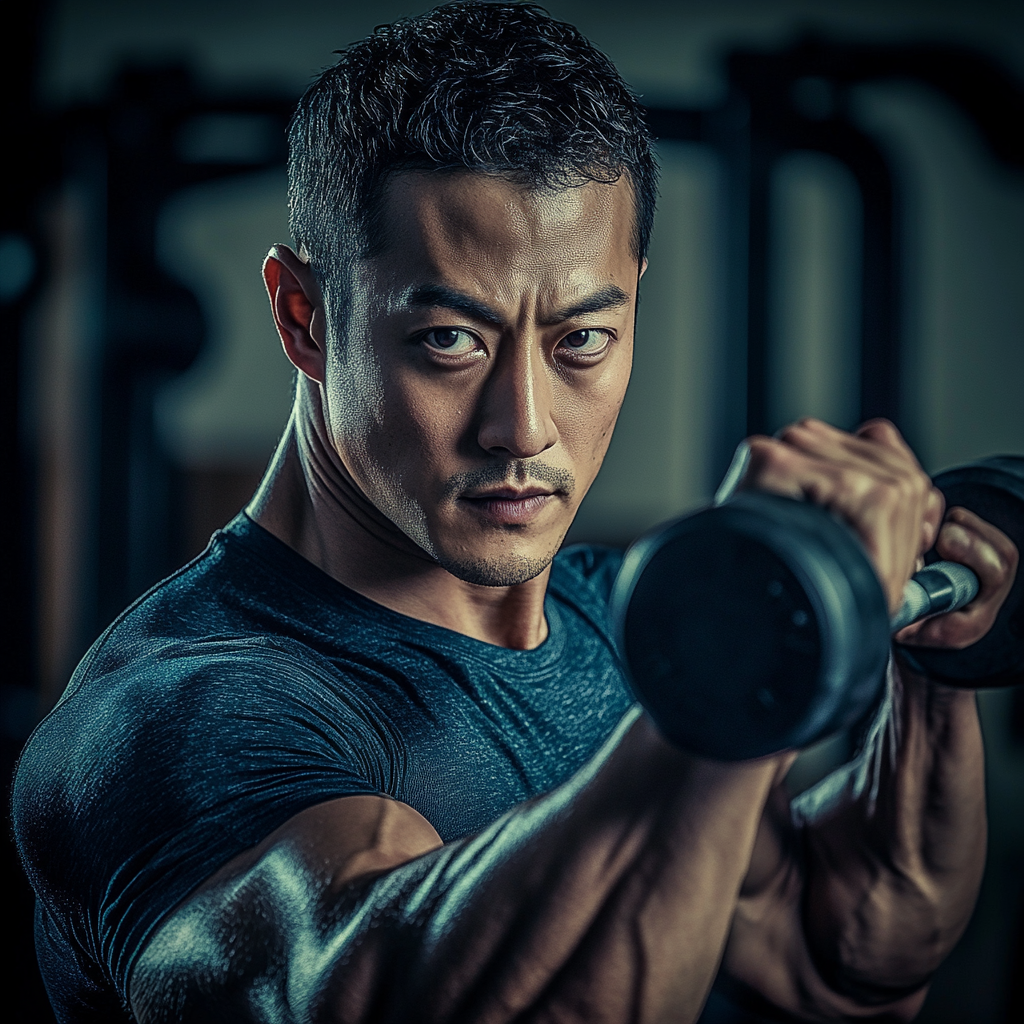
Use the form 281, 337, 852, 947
129, 795, 442, 1023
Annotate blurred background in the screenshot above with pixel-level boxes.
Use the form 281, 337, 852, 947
2, 0, 1022, 1020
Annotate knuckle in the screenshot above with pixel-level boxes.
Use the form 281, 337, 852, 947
745, 434, 774, 452
861, 473, 895, 507
893, 473, 914, 501
1007, 541, 1020, 571
995, 530, 1019, 567
890, 467, 929, 511
880, 418, 902, 442
743, 437, 792, 483
776, 422, 806, 444
837, 475, 871, 510
745, 435, 779, 465
994, 544, 1018, 582
859, 417, 895, 439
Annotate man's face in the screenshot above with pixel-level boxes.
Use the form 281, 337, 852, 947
321, 170, 639, 586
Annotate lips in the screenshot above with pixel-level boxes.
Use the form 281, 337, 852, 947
459, 487, 556, 524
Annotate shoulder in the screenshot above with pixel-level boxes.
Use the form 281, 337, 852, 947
12, 634, 395, 1001
14, 634, 391, 853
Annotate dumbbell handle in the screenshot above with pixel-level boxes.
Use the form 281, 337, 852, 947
891, 561, 979, 633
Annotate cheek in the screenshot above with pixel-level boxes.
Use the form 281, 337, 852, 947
323, 338, 385, 440
361, 373, 470, 492
559, 352, 632, 472
322, 346, 411, 511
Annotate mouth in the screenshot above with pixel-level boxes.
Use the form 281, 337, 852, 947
459, 486, 559, 525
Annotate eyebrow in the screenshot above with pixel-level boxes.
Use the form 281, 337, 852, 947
404, 283, 632, 327
540, 286, 632, 325
406, 284, 504, 326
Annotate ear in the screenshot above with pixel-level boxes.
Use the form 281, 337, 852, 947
639, 258, 648, 280
263, 244, 327, 384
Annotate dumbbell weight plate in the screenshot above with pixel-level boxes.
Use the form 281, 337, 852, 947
610, 492, 891, 760
897, 456, 1024, 688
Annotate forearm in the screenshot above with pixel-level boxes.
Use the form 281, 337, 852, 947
309, 711, 779, 1023
133, 710, 781, 1024
717, 664, 986, 1021
803, 660, 987, 998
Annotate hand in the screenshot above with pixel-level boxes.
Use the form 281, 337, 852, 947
742, 418, 944, 614
895, 506, 1018, 649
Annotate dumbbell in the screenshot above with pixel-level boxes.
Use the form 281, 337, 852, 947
608, 456, 1024, 760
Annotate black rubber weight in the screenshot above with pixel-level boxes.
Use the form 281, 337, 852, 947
898, 456, 1024, 688
611, 492, 890, 760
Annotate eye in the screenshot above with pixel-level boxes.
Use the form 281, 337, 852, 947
559, 328, 611, 357
421, 328, 481, 356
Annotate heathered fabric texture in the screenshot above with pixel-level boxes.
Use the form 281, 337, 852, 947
13, 514, 633, 1018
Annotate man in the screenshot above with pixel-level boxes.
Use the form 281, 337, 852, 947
13, 3, 1017, 1022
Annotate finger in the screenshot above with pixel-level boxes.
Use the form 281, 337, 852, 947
854, 420, 934, 488
898, 507, 1018, 650
779, 419, 910, 475
743, 435, 854, 503
777, 419, 945, 560
939, 507, 1018, 590
743, 436, 925, 613
854, 422, 944, 555
778, 421, 930, 512
854, 418, 913, 456
920, 485, 946, 556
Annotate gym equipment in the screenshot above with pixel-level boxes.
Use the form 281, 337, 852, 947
889, 560, 978, 633
608, 456, 1024, 760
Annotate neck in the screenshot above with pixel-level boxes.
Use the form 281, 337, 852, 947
247, 389, 551, 650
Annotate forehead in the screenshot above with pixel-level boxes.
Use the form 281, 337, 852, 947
371, 171, 638, 296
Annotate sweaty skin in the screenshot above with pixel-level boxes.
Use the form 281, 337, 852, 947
130, 174, 1016, 1023
251, 172, 639, 649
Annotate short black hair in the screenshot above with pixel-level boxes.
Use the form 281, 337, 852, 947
288, 1, 658, 317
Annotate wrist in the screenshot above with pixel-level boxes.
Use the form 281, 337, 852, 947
893, 653, 979, 715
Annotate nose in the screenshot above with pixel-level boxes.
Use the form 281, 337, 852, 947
476, 337, 558, 459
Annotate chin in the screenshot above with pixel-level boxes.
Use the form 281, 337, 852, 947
435, 548, 555, 587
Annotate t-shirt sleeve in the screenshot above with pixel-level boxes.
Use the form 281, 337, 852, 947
13, 635, 401, 1006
